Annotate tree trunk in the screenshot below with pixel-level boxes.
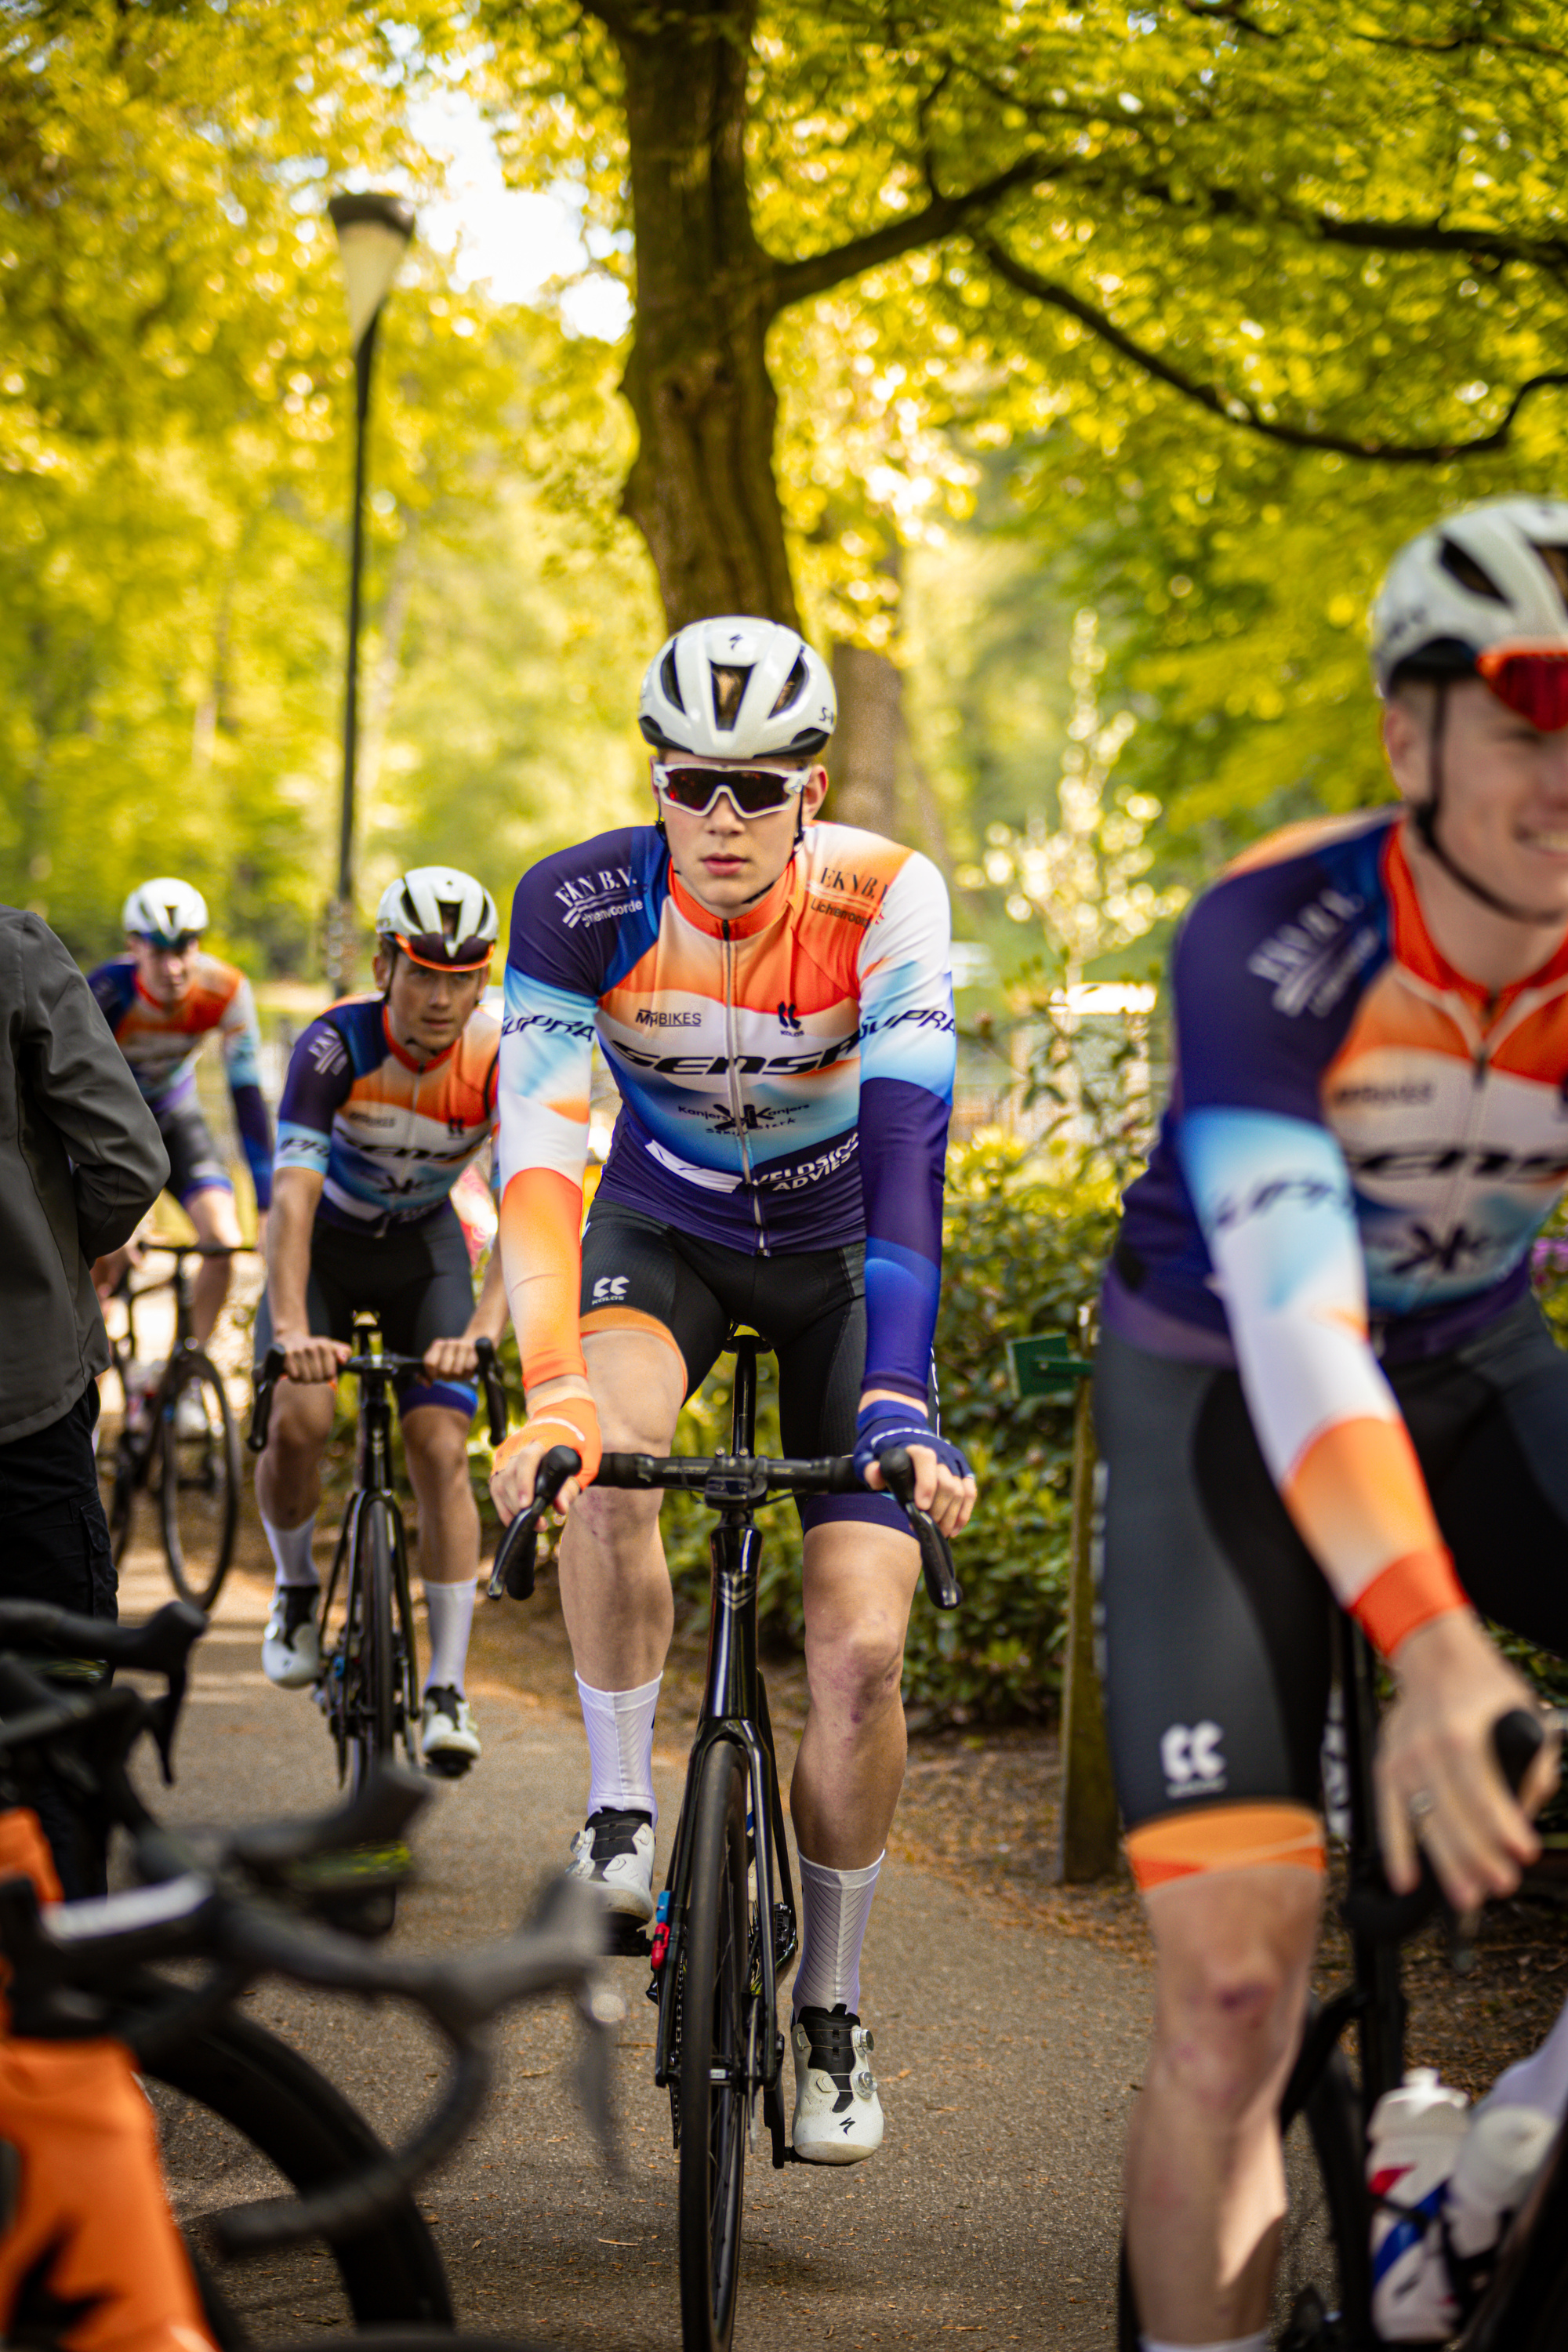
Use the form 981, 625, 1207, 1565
826, 644, 900, 836
597, 0, 796, 631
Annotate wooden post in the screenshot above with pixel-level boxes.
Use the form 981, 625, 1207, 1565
1054, 1377, 1120, 1882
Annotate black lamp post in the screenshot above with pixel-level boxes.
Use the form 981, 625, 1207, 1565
325, 190, 416, 996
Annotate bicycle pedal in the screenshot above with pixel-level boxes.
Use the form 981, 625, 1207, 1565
421, 1751, 474, 1782
605, 1916, 653, 1959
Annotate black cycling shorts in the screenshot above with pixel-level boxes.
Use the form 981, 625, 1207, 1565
579, 1196, 910, 1536
252, 1204, 478, 1418
158, 1097, 230, 1207
1096, 1295, 1568, 1879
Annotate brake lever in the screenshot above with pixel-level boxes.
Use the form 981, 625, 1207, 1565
475, 1337, 508, 1448
1341, 1707, 1548, 1954
877, 1447, 962, 1610
488, 1446, 582, 1601
249, 1346, 285, 1454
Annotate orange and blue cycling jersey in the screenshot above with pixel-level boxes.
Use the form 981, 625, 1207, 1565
88, 953, 272, 1210
498, 822, 956, 1400
275, 993, 500, 1232
1112, 804, 1568, 1656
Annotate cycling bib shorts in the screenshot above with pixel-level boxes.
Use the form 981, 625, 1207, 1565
581, 1198, 913, 1535
252, 1205, 480, 1418
158, 1094, 231, 1207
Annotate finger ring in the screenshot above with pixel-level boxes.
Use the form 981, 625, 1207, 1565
1408, 1788, 1436, 1821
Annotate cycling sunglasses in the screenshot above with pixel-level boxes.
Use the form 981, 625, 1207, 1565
652, 761, 809, 817
1475, 644, 1568, 733
140, 931, 201, 954
392, 930, 494, 974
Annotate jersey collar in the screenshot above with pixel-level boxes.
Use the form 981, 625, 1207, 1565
380, 1004, 460, 1076
1387, 816, 1568, 1009
667, 855, 797, 940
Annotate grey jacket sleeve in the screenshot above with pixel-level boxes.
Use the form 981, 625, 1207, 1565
23, 917, 169, 1258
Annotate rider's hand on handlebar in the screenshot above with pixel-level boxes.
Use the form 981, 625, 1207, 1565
488, 1391, 601, 1524
423, 1334, 480, 1383
277, 1329, 352, 1387
1378, 1609, 1559, 1911
855, 1396, 977, 1537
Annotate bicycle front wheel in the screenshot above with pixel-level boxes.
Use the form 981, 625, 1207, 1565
95, 1352, 136, 1563
159, 1352, 240, 1610
677, 1740, 752, 2352
347, 1497, 398, 1798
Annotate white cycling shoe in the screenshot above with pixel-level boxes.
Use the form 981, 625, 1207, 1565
262, 1587, 321, 1689
791, 2004, 884, 2163
567, 1809, 655, 1922
420, 1686, 481, 1777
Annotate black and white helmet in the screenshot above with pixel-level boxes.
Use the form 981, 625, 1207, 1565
1372, 496, 1568, 692
123, 877, 209, 946
637, 616, 837, 759
374, 866, 498, 971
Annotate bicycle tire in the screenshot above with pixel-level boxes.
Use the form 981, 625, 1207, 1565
146, 2007, 452, 2330
677, 1740, 752, 2352
1116, 2032, 1372, 2350
95, 1350, 136, 1563
349, 1498, 399, 1798
160, 1352, 241, 1611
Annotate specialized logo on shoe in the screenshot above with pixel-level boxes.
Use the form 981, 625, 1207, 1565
1160, 1719, 1226, 1797
591, 1275, 630, 1303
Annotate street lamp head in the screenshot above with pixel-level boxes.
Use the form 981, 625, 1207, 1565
327, 191, 416, 351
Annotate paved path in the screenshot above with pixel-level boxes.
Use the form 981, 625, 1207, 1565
122, 1545, 1149, 2351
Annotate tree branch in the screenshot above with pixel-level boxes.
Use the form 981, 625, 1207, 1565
765, 148, 1058, 313
975, 230, 1568, 462
1178, 0, 1282, 39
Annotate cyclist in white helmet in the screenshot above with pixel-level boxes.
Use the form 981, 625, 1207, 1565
252, 866, 508, 1774
490, 614, 975, 2162
89, 879, 273, 1345
1097, 499, 1568, 2350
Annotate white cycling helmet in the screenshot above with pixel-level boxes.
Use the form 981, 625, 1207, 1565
637, 615, 837, 759
123, 878, 209, 946
1371, 495, 1568, 691
374, 866, 498, 971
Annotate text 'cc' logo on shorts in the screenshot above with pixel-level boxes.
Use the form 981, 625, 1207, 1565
591, 1276, 630, 1304
1160, 1720, 1226, 1795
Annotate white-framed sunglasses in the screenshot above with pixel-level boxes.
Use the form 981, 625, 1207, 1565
652, 761, 809, 817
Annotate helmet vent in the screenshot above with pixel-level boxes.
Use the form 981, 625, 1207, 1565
659, 649, 686, 713
1439, 540, 1506, 601
1530, 543, 1568, 606
710, 664, 750, 729
771, 653, 808, 717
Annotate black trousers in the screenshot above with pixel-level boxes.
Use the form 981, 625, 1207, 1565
0, 1384, 116, 1896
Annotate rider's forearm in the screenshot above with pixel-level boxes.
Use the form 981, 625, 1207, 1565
463, 1242, 511, 1343
265, 1170, 321, 1336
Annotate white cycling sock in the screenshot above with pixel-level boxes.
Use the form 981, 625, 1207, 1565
263, 1514, 318, 1588
1480, 1988, 1568, 2122
423, 1580, 476, 1695
792, 1850, 883, 2020
1140, 2337, 1267, 2351
577, 1674, 660, 1828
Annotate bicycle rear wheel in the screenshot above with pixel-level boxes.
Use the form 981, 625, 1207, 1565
147, 2005, 451, 2339
677, 1740, 752, 2352
1116, 2034, 1371, 2350
160, 1352, 240, 1610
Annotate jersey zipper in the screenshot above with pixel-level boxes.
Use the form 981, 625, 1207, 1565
721, 920, 768, 1252
1418, 1024, 1491, 1315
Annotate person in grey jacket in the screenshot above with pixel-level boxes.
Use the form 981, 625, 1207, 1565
0, 905, 169, 1888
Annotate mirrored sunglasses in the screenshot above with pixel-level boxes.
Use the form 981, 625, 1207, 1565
1475, 644, 1568, 733
653, 762, 808, 817
142, 931, 201, 954
394, 931, 494, 973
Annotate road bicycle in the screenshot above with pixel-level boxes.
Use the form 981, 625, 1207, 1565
0, 1595, 614, 2352
96, 1242, 245, 1610
488, 1329, 963, 2352
1116, 1606, 1556, 2351
250, 1321, 508, 1798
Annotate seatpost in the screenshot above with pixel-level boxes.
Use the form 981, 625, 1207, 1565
730, 1336, 758, 1456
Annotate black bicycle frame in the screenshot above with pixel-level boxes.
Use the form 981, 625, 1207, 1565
317, 1318, 417, 1758
649, 1338, 800, 2158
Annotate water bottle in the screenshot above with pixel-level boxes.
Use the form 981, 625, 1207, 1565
1368, 2067, 1468, 2341
1446, 2102, 1557, 2273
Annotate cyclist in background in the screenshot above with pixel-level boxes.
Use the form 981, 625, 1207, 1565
1098, 498, 1568, 2351
252, 867, 507, 1776
89, 878, 273, 1346
489, 615, 975, 2163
